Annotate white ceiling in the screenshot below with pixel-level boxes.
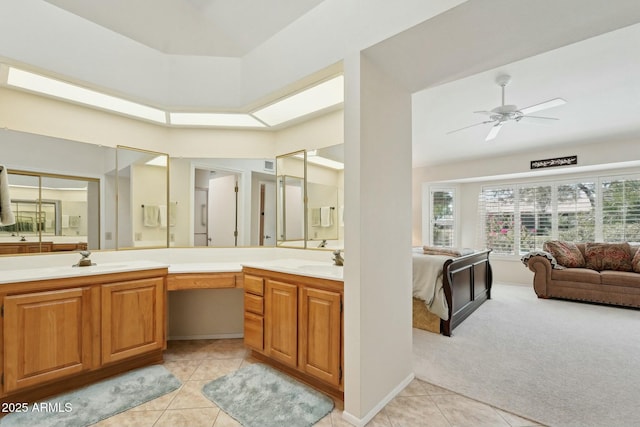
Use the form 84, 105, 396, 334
411, 23, 640, 167
361, 0, 640, 168
43, 0, 324, 56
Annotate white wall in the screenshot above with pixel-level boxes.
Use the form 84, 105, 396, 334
412, 139, 640, 285
342, 53, 414, 425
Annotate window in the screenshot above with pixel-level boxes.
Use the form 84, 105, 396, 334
601, 177, 640, 242
556, 182, 595, 242
429, 189, 456, 247
518, 185, 552, 253
479, 174, 640, 256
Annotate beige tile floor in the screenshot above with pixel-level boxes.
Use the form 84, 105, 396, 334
92, 339, 544, 427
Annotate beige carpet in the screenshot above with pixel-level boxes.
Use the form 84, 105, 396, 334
413, 283, 640, 427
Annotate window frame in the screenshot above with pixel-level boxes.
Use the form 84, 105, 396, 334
423, 184, 459, 248
479, 172, 640, 257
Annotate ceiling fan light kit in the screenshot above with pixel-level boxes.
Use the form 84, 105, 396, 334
448, 74, 567, 141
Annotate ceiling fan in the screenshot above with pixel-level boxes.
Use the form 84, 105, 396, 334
448, 74, 567, 141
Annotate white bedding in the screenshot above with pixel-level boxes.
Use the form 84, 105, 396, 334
412, 249, 451, 320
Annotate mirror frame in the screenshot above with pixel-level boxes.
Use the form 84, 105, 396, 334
276, 150, 307, 248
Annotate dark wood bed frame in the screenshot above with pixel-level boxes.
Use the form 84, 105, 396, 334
440, 249, 493, 336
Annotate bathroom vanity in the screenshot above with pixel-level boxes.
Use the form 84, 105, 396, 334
241, 260, 344, 399
0, 261, 168, 404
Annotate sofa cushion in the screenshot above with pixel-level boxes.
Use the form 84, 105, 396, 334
584, 242, 633, 272
632, 247, 640, 273
601, 270, 640, 288
551, 267, 601, 284
543, 241, 586, 268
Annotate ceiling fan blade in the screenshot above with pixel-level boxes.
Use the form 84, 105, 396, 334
446, 120, 494, 134
519, 98, 566, 115
518, 115, 559, 124
473, 110, 494, 116
485, 123, 503, 141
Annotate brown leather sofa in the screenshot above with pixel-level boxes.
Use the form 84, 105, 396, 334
523, 242, 640, 308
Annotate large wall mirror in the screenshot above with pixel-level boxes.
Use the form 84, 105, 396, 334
1, 130, 112, 255
172, 157, 277, 248
306, 145, 344, 250
116, 146, 169, 249
0, 171, 99, 254
1, 128, 342, 254
275, 145, 344, 250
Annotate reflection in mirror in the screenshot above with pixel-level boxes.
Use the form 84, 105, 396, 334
1, 130, 115, 255
169, 158, 276, 248
276, 151, 306, 248
116, 146, 169, 249
306, 144, 344, 250
0, 171, 99, 254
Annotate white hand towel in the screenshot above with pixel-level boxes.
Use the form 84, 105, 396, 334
0, 166, 16, 226
143, 205, 160, 227
159, 205, 168, 228
320, 206, 332, 227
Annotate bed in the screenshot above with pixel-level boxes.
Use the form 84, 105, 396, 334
412, 248, 493, 336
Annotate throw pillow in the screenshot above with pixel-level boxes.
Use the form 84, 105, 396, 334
584, 242, 633, 272
631, 247, 640, 273
543, 240, 585, 268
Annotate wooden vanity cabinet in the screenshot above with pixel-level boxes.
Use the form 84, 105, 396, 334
242, 267, 343, 398
3, 287, 93, 392
0, 268, 167, 403
298, 286, 342, 388
101, 277, 165, 364
265, 280, 298, 368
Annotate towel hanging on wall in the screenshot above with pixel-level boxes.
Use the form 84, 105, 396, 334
320, 206, 333, 227
0, 165, 16, 226
143, 205, 160, 227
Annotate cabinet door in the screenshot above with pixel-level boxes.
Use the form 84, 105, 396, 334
3, 288, 92, 392
299, 287, 342, 387
265, 280, 298, 367
101, 277, 164, 364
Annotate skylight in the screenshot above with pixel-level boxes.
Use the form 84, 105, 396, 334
252, 75, 344, 126
6, 67, 167, 124
169, 112, 266, 128
3, 66, 344, 129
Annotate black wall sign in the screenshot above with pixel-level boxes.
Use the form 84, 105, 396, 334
530, 156, 577, 170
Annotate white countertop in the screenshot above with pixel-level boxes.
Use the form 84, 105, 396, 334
242, 258, 344, 281
0, 260, 169, 284
0, 258, 343, 284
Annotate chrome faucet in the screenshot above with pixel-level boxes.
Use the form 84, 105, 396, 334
318, 239, 328, 248
73, 250, 95, 267
332, 249, 344, 266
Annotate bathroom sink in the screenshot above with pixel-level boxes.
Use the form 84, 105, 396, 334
295, 264, 343, 278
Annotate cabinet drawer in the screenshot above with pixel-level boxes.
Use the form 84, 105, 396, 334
244, 312, 264, 351
168, 273, 237, 291
244, 292, 264, 315
244, 274, 264, 296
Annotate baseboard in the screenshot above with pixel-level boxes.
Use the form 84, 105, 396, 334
167, 333, 243, 340
341, 372, 415, 427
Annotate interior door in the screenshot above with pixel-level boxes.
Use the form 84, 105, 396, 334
208, 174, 238, 246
